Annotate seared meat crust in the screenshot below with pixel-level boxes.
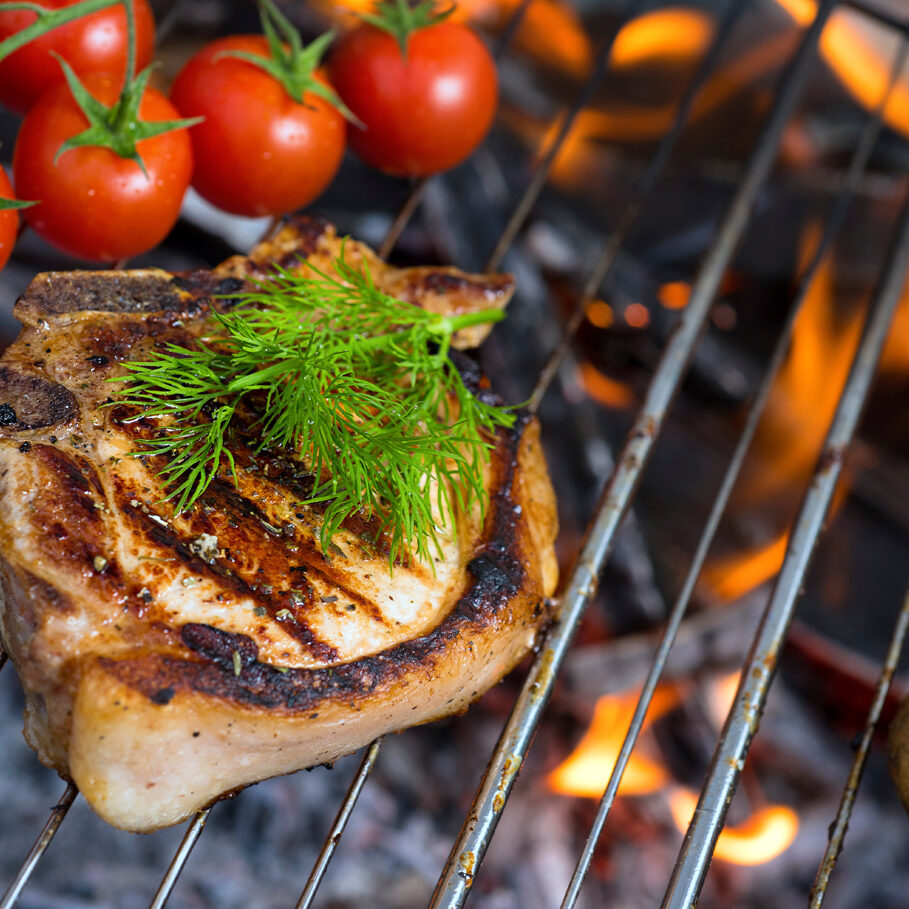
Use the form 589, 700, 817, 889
0, 217, 558, 831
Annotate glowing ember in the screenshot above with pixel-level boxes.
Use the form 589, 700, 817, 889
658, 281, 691, 310
577, 362, 634, 409
669, 789, 799, 866
548, 686, 679, 798
624, 302, 650, 328
586, 299, 615, 328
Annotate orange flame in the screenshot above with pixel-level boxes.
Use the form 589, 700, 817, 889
509, 11, 799, 188
880, 283, 909, 375
705, 530, 789, 602
740, 223, 863, 506
548, 686, 680, 797
775, 0, 909, 139
577, 362, 634, 409
549, 680, 799, 867
669, 789, 799, 865
611, 8, 713, 68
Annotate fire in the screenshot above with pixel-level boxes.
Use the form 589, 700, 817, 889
668, 789, 799, 865
611, 8, 713, 69
508, 11, 801, 187
576, 362, 634, 409
704, 530, 789, 602
547, 686, 680, 797
549, 682, 799, 866
774, 0, 909, 139
737, 223, 863, 506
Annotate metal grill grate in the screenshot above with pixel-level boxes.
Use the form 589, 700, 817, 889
3, 0, 909, 906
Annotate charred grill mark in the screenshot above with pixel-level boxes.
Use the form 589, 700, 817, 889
17, 272, 186, 317
78, 319, 167, 364
406, 271, 514, 301
0, 368, 77, 433
33, 445, 103, 517
201, 479, 390, 626
105, 418, 536, 712
118, 493, 341, 663
19, 569, 74, 614
24, 446, 137, 596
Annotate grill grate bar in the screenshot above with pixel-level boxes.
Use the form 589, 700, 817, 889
148, 809, 210, 909
0, 782, 77, 909
284, 3, 652, 904
484, 0, 646, 274
662, 178, 909, 909
528, 0, 744, 415
429, 3, 837, 905
294, 738, 383, 909
809, 586, 909, 906
560, 27, 909, 909
379, 181, 429, 260
844, 0, 909, 34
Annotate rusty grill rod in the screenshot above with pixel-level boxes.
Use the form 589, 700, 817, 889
0, 782, 77, 909
430, 2, 837, 905
484, 0, 647, 274
662, 176, 909, 909
562, 26, 909, 909
283, 2, 671, 905
810, 586, 909, 906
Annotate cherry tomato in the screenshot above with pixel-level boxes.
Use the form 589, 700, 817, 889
13, 72, 193, 261
0, 166, 20, 271
170, 36, 346, 218
329, 23, 497, 176
0, 0, 155, 114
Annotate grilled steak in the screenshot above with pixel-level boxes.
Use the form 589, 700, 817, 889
0, 217, 559, 832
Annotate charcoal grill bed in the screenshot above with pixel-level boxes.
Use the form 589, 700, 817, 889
3, 1, 909, 907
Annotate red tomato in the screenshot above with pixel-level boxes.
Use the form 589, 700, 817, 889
170, 35, 346, 217
0, 166, 20, 271
0, 0, 155, 114
329, 23, 497, 176
13, 72, 192, 261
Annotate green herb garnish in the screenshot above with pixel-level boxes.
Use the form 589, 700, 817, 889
115, 252, 513, 567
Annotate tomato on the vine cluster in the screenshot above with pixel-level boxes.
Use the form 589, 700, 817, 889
14, 73, 193, 261
0, 0, 155, 113
330, 21, 497, 177
170, 35, 346, 218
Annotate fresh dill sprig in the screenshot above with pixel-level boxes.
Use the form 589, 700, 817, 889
114, 251, 514, 566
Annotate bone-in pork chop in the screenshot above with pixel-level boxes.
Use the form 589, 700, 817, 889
0, 217, 558, 832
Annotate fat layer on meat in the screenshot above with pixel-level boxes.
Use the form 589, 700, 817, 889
0, 217, 559, 832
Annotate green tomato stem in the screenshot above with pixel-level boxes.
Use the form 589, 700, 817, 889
122, 0, 135, 82
0, 0, 120, 63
